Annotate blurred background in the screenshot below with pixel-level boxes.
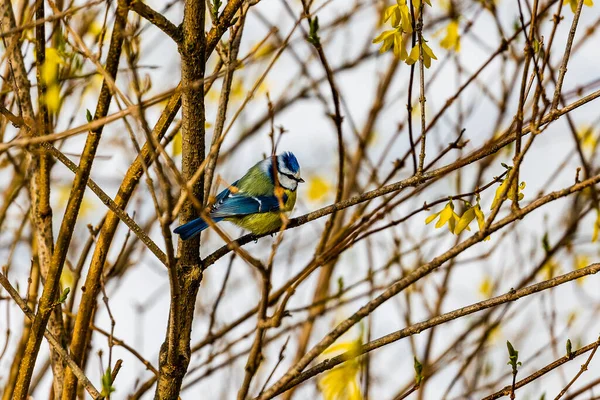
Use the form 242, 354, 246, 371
1, 0, 600, 398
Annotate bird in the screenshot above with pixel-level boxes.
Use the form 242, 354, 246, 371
174, 152, 304, 240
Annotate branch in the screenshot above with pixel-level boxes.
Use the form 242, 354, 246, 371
56, 1, 131, 398
154, 0, 206, 397
257, 175, 600, 399
483, 336, 600, 400
0, 273, 102, 399
129, 0, 182, 43
267, 264, 600, 398
202, 86, 600, 269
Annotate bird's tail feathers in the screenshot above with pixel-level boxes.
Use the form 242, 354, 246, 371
174, 217, 223, 240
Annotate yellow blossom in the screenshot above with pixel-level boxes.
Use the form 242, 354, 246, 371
439, 20, 461, 52
486, 325, 501, 343
307, 176, 332, 202
438, 0, 452, 12
383, 0, 413, 32
454, 206, 474, 234
373, 29, 408, 60
473, 203, 491, 241
490, 175, 525, 210
425, 200, 460, 233
574, 255, 590, 285
87, 21, 104, 38
564, 0, 593, 13
479, 276, 493, 298
577, 125, 597, 150
172, 131, 182, 156
231, 78, 246, 100
60, 260, 75, 291
57, 185, 95, 217
318, 337, 363, 400
412, 0, 432, 9
405, 40, 438, 68
41, 48, 66, 113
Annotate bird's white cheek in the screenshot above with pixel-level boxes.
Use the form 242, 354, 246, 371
277, 174, 297, 191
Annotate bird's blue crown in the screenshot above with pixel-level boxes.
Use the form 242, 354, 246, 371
281, 151, 300, 174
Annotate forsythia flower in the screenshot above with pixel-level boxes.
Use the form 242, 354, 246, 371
412, 0, 433, 9
454, 206, 474, 234
574, 255, 590, 285
454, 202, 490, 240
57, 184, 95, 217
405, 40, 438, 68
511, 181, 526, 200
490, 175, 525, 210
307, 176, 332, 202
372, 29, 408, 59
577, 125, 597, 150
479, 276, 493, 298
425, 200, 460, 233
384, 0, 413, 33
318, 337, 363, 400
473, 203, 491, 240
564, 0, 593, 13
41, 48, 66, 113
172, 131, 182, 156
439, 20, 461, 52
59, 260, 75, 291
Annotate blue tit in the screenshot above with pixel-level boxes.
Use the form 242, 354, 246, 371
174, 152, 304, 240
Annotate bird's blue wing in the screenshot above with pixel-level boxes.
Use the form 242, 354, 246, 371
211, 193, 288, 217
212, 180, 239, 206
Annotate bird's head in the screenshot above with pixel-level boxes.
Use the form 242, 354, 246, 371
274, 152, 304, 191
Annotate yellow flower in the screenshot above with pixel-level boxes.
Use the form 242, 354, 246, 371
486, 324, 501, 343
60, 260, 75, 291
425, 200, 460, 233
490, 178, 508, 210
564, 0, 593, 13
473, 203, 491, 241
231, 78, 246, 100
479, 276, 493, 298
454, 206, 474, 234
57, 185, 95, 217
438, 0, 452, 12
439, 20, 461, 52
373, 28, 408, 59
172, 131, 182, 156
490, 175, 525, 210
412, 0, 432, 9
307, 176, 332, 202
318, 337, 363, 400
574, 255, 590, 285
405, 40, 438, 68
577, 125, 597, 150
41, 48, 66, 113
383, 0, 413, 33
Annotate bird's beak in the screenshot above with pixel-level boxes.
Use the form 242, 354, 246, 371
298, 177, 305, 183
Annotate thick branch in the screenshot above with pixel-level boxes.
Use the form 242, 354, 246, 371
154, 0, 206, 397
